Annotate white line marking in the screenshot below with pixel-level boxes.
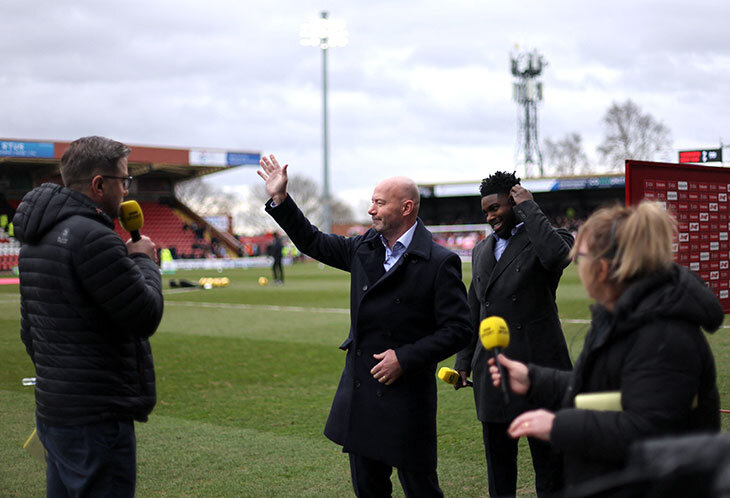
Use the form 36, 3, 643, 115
166, 301, 350, 314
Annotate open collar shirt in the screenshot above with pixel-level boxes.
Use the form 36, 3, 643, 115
493, 222, 524, 261
380, 221, 417, 272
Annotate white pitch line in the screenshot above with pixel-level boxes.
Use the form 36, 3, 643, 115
3, 295, 728, 328
163, 304, 589, 325
166, 301, 350, 314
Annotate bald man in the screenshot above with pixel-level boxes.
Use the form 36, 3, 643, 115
259, 155, 471, 497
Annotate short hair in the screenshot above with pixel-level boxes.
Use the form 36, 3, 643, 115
60, 136, 131, 187
570, 201, 676, 284
479, 171, 520, 197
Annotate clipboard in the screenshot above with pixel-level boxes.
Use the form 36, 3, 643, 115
574, 391, 622, 411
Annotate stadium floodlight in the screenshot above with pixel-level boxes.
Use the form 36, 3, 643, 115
299, 11, 348, 234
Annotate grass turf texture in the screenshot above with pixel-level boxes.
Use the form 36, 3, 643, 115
1, 261, 728, 497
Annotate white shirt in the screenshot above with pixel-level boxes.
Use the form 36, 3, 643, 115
493, 222, 524, 261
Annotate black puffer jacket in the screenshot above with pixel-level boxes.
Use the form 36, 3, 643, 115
528, 263, 724, 491
14, 183, 164, 425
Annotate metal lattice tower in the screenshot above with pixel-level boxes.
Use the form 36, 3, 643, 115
511, 48, 547, 178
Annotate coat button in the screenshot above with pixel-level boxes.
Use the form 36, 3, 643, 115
354, 380, 361, 388
394, 298, 401, 304
385, 329, 392, 337
356, 349, 362, 357
516, 267, 520, 272
516, 323, 522, 330
485, 301, 490, 307
362, 285, 368, 291
511, 294, 517, 302
376, 390, 383, 398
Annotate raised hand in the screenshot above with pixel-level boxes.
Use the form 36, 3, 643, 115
257, 154, 289, 205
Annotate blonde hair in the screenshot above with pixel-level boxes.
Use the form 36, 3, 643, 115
570, 201, 676, 285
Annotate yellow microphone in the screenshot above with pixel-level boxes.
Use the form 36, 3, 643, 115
119, 200, 144, 242
437, 367, 472, 389
479, 316, 511, 404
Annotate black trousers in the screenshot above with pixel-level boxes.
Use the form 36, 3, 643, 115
482, 421, 564, 498
348, 453, 443, 498
37, 418, 137, 498
272, 258, 283, 282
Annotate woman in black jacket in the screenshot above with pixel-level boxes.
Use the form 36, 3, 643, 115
489, 201, 724, 493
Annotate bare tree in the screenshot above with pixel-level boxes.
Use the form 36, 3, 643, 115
597, 99, 672, 170
543, 133, 591, 175
235, 174, 355, 235
174, 178, 238, 215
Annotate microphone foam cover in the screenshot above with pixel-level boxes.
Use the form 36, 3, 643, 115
119, 200, 144, 232
437, 367, 460, 385
480, 316, 510, 350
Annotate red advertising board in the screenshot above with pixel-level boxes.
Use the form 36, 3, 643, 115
626, 160, 730, 312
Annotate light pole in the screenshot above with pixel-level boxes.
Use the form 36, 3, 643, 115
300, 11, 348, 233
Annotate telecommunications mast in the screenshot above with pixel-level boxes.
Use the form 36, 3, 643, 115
511, 47, 546, 177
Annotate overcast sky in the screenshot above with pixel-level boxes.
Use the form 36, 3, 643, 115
2, 0, 730, 218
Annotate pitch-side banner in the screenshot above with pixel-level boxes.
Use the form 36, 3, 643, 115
626, 159, 730, 313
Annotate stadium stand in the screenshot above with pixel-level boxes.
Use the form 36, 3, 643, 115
113, 200, 244, 259
113, 202, 200, 258
0, 227, 19, 271
0, 137, 260, 271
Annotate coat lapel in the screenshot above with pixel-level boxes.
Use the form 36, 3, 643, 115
485, 227, 529, 293
358, 237, 386, 285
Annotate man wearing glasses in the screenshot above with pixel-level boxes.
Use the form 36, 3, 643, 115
14, 136, 163, 497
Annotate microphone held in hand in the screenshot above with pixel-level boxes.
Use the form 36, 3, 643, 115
479, 316, 511, 405
437, 367, 473, 389
119, 200, 144, 242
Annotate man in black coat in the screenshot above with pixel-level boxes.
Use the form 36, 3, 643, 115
269, 231, 284, 284
258, 154, 471, 497
454, 171, 573, 497
14, 136, 163, 497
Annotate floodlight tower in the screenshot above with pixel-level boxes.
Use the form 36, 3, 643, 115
511, 48, 546, 178
300, 11, 348, 233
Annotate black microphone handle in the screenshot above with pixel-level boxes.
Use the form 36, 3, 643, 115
493, 347, 510, 405
131, 230, 141, 242
454, 378, 474, 390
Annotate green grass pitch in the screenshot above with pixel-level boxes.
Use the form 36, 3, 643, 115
1, 262, 728, 497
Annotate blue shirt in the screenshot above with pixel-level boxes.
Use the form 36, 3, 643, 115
381, 222, 417, 272
493, 222, 524, 261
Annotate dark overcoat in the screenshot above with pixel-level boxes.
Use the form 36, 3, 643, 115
528, 264, 723, 490
454, 199, 573, 422
267, 196, 471, 471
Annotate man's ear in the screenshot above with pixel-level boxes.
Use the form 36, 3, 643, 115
88, 175, 104, 200
402, 199, 414, 216
596, 258, 611, 284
